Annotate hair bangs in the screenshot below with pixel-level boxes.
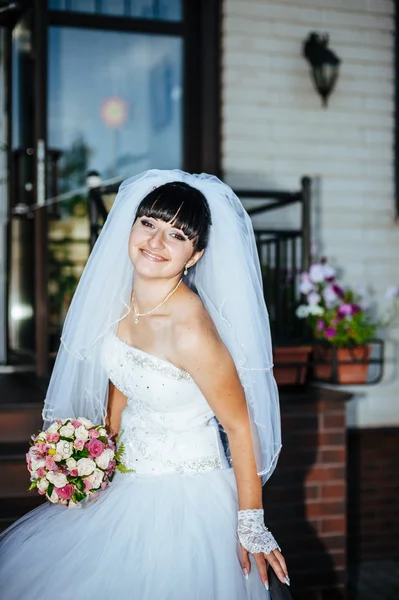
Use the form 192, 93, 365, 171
134, 182, 212, 252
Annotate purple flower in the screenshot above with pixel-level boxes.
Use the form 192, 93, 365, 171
323, 285, 338, 308
322, 264, 336, 281
308, 292, 321, 306
332, 284, 344, 299
325, 327, 337, 339
299, 273, 314, 295
351, 304, 361, 315
338, 303, 352, 317
309, 263, 325, 284
316, 320, 325, 331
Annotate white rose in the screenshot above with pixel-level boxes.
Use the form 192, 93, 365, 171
95, 449, 114, 470
55, 440, 74, 460
77, 457, 96, 476
59, 423, 75, 438
75, 426, 89, 441
77, 417, 94, 429
46, 422, 60, 434
66, 458, 77, 470
36, 432, 47, 441
53, 453, 62, 462
46, 471, 68, 488
98, 428, 107, 437
30, 457, 46, 472
87, 468, 104, 490
37, 477, 49, 492
47, 489, 59, 503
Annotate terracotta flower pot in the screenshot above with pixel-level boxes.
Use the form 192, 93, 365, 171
273, 346, 312, 386
312, 345, 371, 384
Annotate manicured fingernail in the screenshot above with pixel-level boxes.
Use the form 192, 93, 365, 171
264, 581, 269, 591
284, 575, 290, 586
243, 568, 249, 580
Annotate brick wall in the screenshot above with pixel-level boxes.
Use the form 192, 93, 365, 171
347, 427, 399, 563
264, 387, 351, 600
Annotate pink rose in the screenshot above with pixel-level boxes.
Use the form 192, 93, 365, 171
70, 469, 79, 477
74, 439, 85, 451
38, 489, 46, 495
71, 420, 81, 428
56, 484, 72, 500
101, 481, 108, 490
45, 455, 57, 470
36, 442, 47, 453
87, 439, 105, 458
88, 429, 100, 439
46, 433, 60, 444
37, 468, 46, 478
83, 477, 93, 493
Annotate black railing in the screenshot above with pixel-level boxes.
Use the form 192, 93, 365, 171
235, 177, 311, 344
88, 174, 312, 345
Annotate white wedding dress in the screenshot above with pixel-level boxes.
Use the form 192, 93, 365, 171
0, 334, 270, 600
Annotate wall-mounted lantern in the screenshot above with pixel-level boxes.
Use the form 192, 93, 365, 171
303, 32, 341, 107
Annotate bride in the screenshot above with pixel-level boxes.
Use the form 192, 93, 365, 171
0, 170, 288, 599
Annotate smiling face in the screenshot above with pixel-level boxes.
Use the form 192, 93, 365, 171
129, 216, 204, 278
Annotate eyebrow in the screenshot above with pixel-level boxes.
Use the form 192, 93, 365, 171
142, 216, 187, 236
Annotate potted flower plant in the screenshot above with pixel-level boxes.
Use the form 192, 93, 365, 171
295, 258, 398, 384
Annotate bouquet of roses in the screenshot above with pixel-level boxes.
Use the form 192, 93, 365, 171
26, 417, 131, 508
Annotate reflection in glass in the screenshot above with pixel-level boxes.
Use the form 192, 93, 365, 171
47, 26, 183, 338
49, 27, 182, 191
49, 0, 182, 21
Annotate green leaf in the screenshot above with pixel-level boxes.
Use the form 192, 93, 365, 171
75, 478, 85, 493
47, 483, 54, 498
116, 463, 135, 474
75, 491, 86, 503
28, 480, 38, 491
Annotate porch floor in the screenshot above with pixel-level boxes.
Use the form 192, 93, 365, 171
348, 560, 399, 600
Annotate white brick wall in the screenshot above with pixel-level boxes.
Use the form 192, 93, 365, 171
222, 0, 399, 427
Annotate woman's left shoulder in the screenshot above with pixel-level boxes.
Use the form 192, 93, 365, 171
172, 291, 223, 359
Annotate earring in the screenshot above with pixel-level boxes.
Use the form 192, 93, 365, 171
184, 265, 188, 276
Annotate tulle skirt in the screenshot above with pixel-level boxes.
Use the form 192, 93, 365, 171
0, 468, 270, 600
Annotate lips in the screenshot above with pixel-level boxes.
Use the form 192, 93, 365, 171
140, 248, 168, 262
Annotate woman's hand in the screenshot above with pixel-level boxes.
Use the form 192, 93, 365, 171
241, 546, 289, 590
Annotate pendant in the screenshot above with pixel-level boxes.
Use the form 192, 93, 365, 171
134, 316, 139, 324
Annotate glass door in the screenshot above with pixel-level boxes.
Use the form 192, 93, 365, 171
46, 24, 183, 347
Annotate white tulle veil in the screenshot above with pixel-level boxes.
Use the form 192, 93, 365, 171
42, 169, 281, 482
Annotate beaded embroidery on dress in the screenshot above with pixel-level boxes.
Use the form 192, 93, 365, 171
104, 334, 226, 476
0, 334, 271, 600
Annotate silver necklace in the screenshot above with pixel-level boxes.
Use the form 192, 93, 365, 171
131, 277, 183, 324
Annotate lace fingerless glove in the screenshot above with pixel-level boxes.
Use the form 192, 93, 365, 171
237, 508, 280, 555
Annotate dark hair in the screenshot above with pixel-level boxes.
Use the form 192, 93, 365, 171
133, 181, 212, 253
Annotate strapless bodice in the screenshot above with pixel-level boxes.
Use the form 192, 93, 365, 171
102, 334, 228, 476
